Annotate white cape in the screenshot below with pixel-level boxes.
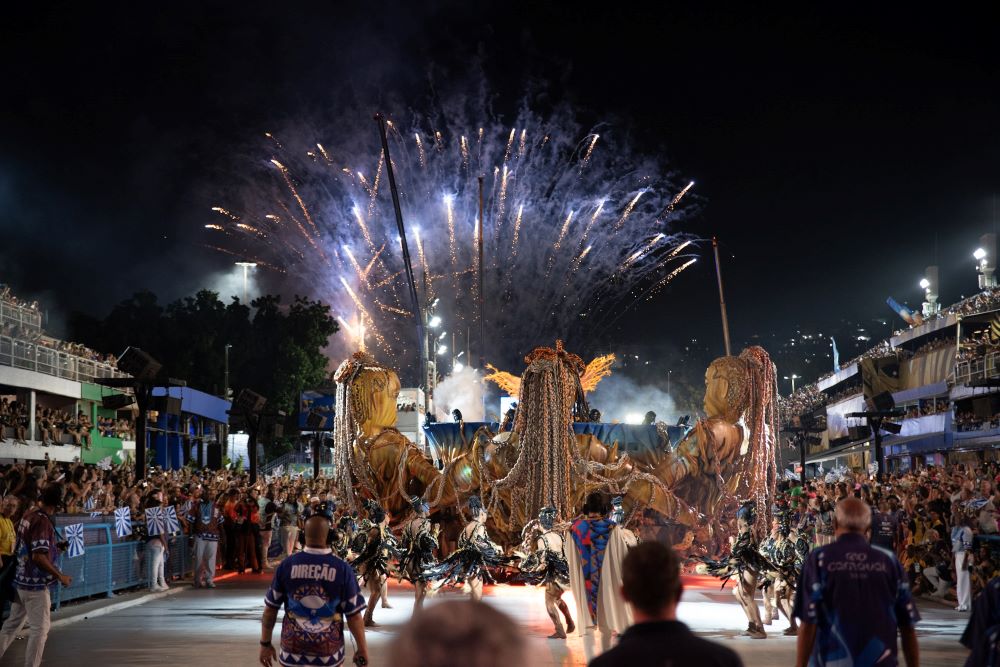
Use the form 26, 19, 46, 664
565, 524, 635, 637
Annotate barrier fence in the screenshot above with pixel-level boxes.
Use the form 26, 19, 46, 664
48, 516, 282, 610
50, 518, 194, 610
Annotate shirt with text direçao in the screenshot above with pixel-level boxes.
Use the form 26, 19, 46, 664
265, 547, 366, 667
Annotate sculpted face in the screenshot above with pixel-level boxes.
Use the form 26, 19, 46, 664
703, 357, 748, 423
358, 368, 401, 436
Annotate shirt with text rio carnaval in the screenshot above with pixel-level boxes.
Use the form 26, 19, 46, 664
793, 532, 920, 667
264, 548, 366, 667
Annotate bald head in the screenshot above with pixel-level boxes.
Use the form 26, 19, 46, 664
834, 497, 871, 535
304, 514, 331, 547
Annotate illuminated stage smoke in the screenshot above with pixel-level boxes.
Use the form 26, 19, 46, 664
207, 97, 696, 377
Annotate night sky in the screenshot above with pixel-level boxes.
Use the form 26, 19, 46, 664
3, 3, 999, 368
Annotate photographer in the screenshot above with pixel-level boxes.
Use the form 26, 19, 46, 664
0, 483, 73, 666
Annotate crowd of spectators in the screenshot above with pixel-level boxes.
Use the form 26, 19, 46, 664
955, 410, 1000, 433
780, 461, 1000, 609
912, 336, 955, 356
902, 398, 951, 419
0, 398, 137, 447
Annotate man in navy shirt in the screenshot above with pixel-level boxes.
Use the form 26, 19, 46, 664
589, 541, 742, 667
793, 497, 920, 667
260, 503, 368, 667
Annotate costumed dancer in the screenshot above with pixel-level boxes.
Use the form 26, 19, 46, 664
566, 492, 634, 651
350, 499, 396, 626
398, 495, 439, 612
423, 496, 503, 601
768, 512, 801, 636
703, 500, 773, 639
758, 519, 779, 628
517, 506, 576, 639
334, 514, 356, 561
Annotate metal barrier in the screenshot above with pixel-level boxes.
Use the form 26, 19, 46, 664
0, 334, 128, 384
50, 519, 193, 610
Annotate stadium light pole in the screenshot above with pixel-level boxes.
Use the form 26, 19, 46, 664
235, 262, 257, 303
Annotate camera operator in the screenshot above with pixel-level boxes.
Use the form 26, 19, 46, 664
0, 483, 73, 666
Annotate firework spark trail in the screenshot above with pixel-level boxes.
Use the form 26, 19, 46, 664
211, 206, 240, 221
342, 245, 370, 288
580, 198, 607, 246
581, 134, 599, 168
414, 228, 433, 302
339, 277, 388, 351
367, 151, 384, 219
613, 189, 646, 231
620, 233, 666, 269
503, 128, 515, 163
271, 160, 322, 240
659, 180, 695, 222
647, 257, 698, 297
209, 97, 694, 370
415, 134, 427, 169
204, 223, 224, 231
202, 245, 285, 273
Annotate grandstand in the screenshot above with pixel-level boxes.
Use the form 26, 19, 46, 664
0, 284, 230, 468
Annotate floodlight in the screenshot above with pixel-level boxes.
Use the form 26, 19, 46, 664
975, 248, 987, 261
919, 278, 930, 289
429, 315, 442, 328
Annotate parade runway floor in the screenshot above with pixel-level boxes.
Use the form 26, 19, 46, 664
4, 573, 972, 666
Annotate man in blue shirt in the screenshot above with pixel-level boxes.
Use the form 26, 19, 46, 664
260, 503, 368, 667
793, 497, 920, 667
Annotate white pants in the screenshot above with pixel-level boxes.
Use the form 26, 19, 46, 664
0, 588, 52, 667
923, 566, 950, 597
956, 552, 972, 609
280, 527, 298, 557
148, 540, 166, 589
194, 537, 218, 585
260, 530, 272, 566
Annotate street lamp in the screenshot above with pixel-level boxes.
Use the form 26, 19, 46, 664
428, 315, 442, 328
784, 374, 801, 393
235, 262, 257, 303
437, 344, 448, 355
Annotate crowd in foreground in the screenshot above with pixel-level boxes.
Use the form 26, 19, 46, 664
2, 457, 1000, 666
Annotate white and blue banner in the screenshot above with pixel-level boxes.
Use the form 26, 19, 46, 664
65, 523, 85, 558
145, 507, 165, 536
164, 506, 180, 534
114, 507, 133, 537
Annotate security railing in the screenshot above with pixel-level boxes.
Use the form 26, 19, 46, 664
0, 298, 42, 334
0, 334, 128, 384
955, 350, 1000, 386
50, 519, 193, 609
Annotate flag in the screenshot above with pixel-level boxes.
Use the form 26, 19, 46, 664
90, 512, 103, 518
164, 506, 180, 534
96, 456, 113, 471
65, 523, 85, 558
830, 336, 840, 370
145, 507, 165, 536
114, 507, 133, 538
84, 496, 96, 511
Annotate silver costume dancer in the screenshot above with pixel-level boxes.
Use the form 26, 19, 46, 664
518, 506, 576, 638
398, 495, 439, 612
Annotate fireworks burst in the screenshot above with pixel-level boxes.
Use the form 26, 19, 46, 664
207, 97, 697, 376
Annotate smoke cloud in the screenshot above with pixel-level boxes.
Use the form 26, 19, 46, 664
587, 374, 676, 424
433, 367, 485, 422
